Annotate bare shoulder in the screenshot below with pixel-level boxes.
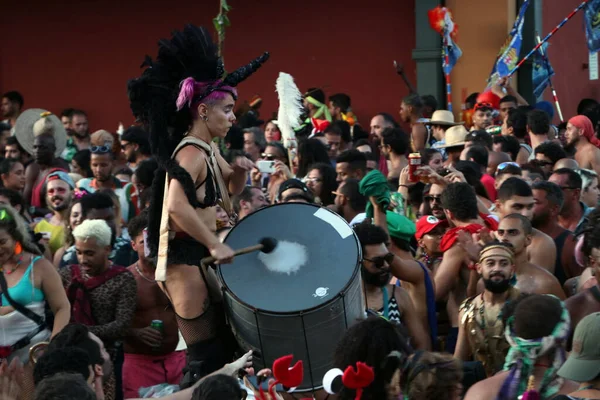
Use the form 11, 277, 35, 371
464, 373, 506, 400
532, 229, 555, 247
174, 145, 207, 179
33, 254, 59, 275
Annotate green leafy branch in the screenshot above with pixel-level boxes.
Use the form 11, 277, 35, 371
213, 0, 231, 59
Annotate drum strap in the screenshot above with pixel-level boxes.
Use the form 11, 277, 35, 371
382, 286, 389, 319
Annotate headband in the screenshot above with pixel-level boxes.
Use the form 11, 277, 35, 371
479, 245, 514, 264
305, 96, 332, 122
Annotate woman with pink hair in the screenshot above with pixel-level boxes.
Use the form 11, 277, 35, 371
128, 25, 268, 387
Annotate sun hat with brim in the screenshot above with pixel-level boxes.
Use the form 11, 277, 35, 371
558, 312, 600, 382
436, 125, 468, 148
424, 110, 464, 126
14, 109, 67, 157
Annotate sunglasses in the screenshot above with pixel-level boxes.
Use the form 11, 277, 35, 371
91, 144, 112, 154
261, 153, 276, 160
424, 195, 442, 203
497, 162, 520, 171
364, 253, 394, 268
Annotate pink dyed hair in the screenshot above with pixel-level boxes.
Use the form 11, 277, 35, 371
176, 77, 238, 113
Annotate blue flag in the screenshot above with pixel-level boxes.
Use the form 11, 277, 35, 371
487, 0, 530, 87
585, 0, 600, 53
442, 12, 462, 74
532, 43, 555, 98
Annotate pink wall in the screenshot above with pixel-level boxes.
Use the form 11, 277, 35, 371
543, 0, 600, 121
0, 0, 416, 131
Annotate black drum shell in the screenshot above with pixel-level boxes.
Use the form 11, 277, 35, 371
218, 203, 364, 391
222, 266, 364, 392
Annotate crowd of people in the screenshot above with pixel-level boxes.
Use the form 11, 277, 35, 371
2, 24, 600, 400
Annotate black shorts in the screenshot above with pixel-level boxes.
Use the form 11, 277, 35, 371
167, 236, 209, 266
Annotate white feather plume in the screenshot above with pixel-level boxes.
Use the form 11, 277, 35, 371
275, 72, 303, 148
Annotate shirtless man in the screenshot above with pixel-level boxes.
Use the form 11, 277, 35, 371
565, 115, 600, 177
128, 25, 268, 383
434, 182, 498, 352
494, 177, 556, 272
399, 94, 429, 152
353, 222, 430, 350
567, 225, 600, 332
25, 134, 68, 213
123, 212, 185, 399
371, 201, 432, 345
492, 214, 565, 298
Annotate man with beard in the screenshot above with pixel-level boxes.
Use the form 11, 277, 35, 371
77, 146, 138, 223
1, 91, 23, 128
232, 186, 268, 221
399, 94, 429, 152
565, 115, 600, 177
34, 171, 74, 255
335, 150, 367, 184
60, 219, 136, 400
434, 182, 498, 353
532, 181, 580, 284
491, 214, 565, 298
353, 222, 429, 349
25, 134, 69, 212
549, 168, 591, 234
455, 241, 520, 377
495, 177, 556, 272
380, 127, 409, 188
333, 179, 367, 226
61, 110, 91, 163
120, 126, 151, 172
425, 183, 446, 220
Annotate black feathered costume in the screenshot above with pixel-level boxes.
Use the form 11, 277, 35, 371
127, 25, 268, 384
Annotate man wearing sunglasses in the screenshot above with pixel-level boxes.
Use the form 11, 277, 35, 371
549, 168, 592, 235
353, 222, 430, 350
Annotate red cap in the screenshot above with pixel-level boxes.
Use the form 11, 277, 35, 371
415, 215, 448, 240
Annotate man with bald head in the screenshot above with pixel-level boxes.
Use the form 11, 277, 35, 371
487, 151, 512, 177
553, 158, 579, 171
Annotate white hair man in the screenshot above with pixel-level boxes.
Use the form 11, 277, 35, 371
59, 219, 137, 400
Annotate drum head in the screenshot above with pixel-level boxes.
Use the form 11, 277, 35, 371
220, 203, 361, 313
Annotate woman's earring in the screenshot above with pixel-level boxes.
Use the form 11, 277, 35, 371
14, 242, 22, 255
202, 115, 209, 122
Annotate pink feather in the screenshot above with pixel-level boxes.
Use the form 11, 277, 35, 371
176, 77, 197, 111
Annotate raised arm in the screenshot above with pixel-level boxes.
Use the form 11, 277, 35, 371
434, 245, 464, 301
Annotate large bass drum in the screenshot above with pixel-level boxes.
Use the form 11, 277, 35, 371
219, 203, 364, 392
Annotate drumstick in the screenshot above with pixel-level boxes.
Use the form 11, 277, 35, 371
201, 237, 278, 265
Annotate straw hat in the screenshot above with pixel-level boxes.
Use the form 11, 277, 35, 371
13, 109, 67, 157
437, 125, 468, 148
425, 110, 463, 126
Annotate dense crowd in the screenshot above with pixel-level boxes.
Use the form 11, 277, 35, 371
2, 23, 600, 400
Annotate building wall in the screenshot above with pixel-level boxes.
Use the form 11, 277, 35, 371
445, 0, 513, 117
542, 0, 600, 121
0, 0, 416, 131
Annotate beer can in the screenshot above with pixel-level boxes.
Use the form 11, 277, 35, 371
150, 320, 164, 333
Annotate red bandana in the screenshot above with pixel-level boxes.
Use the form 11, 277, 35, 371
439, 213, 499, 252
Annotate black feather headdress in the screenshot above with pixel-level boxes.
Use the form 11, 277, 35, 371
127, 25, 269, 257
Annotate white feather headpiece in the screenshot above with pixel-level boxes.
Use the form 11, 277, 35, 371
275, 72, 303, 148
